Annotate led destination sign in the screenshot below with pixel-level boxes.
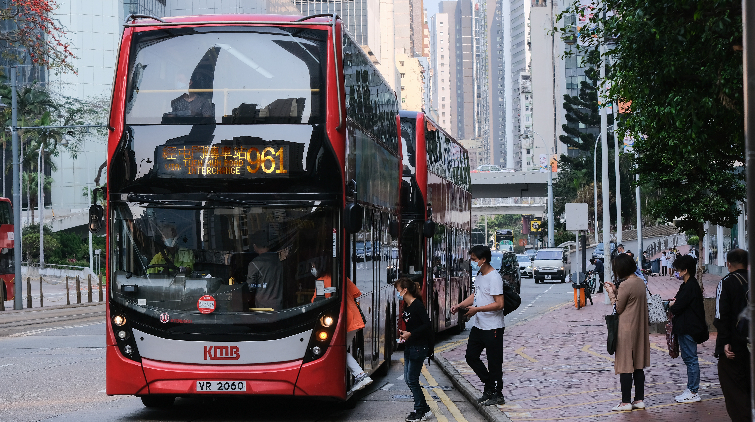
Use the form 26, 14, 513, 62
156, 144, 291, 178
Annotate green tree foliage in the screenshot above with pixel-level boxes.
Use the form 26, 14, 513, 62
558, 0, 743, 247
22, 224, 104, 267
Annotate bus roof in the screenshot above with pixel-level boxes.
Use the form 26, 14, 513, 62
126, 14, 335, 26
399, 110, 468, 155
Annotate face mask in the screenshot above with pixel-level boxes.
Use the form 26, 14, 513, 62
164, 238, 177, 247
311, 267, 318, 277
674, 271, 683, 280
396, 290, 404, 300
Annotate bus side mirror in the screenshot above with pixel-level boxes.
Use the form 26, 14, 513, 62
389, 220, 399, 239
344, 203, 363, 234
89, 204, 104, 233
423, 220, 435, 238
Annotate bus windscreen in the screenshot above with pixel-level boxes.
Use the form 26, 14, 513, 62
125, 28, 326, 126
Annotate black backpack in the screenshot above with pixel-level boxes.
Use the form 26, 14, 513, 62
501, 280, 521, 316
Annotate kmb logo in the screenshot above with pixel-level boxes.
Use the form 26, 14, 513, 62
204, 345, 240, 361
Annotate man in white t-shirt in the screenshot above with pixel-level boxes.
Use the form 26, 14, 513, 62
451, 245, 505, 406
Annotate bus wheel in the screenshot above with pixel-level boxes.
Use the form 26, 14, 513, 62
140, 395, 175, 408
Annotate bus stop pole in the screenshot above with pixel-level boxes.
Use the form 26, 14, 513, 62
11, 67, 22, 310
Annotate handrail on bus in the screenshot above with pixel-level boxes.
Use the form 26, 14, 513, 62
124, 14, 166, 24
122, 13, 346, 132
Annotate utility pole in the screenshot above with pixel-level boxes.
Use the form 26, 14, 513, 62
11, 68, 21, 310
614, 101, 622, 244
600, 24, 611, 304
38, 146, 44, 269
593, 135, 600, 246
741, 0, 755, 413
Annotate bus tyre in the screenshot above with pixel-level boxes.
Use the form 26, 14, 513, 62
140, 395, 175, 408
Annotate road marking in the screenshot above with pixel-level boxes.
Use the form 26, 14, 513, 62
397, 374, 404, 381
419, 382, 449, 422
422, 364, 468, 422
580, 344, 614, 362
5, 321, 104, 338
514, 347, 538, 363
650, 342, 714, 364
381, 383, 393, 391
435, 338, 468, 353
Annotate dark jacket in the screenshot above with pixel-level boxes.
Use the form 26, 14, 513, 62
713, 269, 749, 355
669, 276, 708, 343
402, 298, 431, 348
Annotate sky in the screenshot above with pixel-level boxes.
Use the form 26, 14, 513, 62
425, 0, 441, 20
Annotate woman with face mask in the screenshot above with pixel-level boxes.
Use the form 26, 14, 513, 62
309, 262, 372, 393
668, 255, 709, 404
394, 277, 432, 422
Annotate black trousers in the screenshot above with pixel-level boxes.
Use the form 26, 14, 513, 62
465, 326, 505, 393
718, 351, 752, 422
619, 369, 645, 403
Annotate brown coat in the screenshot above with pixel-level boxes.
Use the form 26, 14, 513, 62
614, 274, 650, 374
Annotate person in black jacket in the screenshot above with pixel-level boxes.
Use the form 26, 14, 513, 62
714, 248, 750, 422
668, 255, 708, 404
395, 277, 433, 422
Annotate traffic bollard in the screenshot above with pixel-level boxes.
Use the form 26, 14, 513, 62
98, 275, 103, 302
0, 282, 4, 311
39, 276, 43, 307
65, 276, 70, 305
76, 276, 81, 304
26, 277, 31, 308
87, 274, 92, 303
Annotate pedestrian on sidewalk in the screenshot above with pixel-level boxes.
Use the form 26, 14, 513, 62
604, 254, 650, 412
451, 245, 506, 406
714, 248, 751, 421
660, 252, 668, 276
590, 258, 604, 293
668, 255, 708, 404
394, 277, 433, 422
667, 252, 676, 276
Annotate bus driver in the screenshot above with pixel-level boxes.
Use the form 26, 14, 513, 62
247, 230, 283, 311
147, 224, 194, 274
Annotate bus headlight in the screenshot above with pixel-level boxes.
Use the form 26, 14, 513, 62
317, 331, 329, 341
320, 315, 334, 327
117, 330, 128, 340
124, 345, 133, 355
311, 346, 322, 356
113, 315, 126, 326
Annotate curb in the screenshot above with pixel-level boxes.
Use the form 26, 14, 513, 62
434, 355, 512, 422
0, 301, 104, 314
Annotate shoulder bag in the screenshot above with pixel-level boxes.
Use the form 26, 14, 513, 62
605, 305, 618, 355
646, 286, 667, 324
665, 311, 680, 358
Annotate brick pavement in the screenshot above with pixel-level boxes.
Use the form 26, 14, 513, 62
439, 273, 733, 421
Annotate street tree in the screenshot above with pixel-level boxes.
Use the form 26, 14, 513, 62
558, 0, 744, 284
0, 0, 77, 73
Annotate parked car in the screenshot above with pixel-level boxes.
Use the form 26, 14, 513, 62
516, 254, 533, 278
473, 165, 504, 173
533, 248, 570, 283
592, 242, 616, 260
525, 249, 537, 261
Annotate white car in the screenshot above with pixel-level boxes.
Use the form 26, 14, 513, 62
516, 254, 533, 278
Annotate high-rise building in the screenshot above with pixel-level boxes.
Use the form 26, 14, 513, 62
472, 0, 490, 165
508, 0, 530, 170
429, 13, 451, 129
452, 0, 474, 140
488, 0, 507, 168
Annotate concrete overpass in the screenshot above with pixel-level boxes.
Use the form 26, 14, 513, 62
470, 171, 554, 198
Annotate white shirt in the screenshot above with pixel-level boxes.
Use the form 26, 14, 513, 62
660, 255, 667, 266
471, 270, 505, 330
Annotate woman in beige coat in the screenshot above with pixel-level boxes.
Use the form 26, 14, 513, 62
605, 254, 651, 411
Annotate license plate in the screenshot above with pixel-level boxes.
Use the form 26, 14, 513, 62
196, 381, 246, 392
545, 275, 551, 279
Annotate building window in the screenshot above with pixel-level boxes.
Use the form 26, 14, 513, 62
401, 86, 405, 90
400, 73, 405, 78
442, 112, 446, 116
399, 61, 404, 66
526, 149, 530, 154
402, 98, 406, 103
441, 55, 444, 59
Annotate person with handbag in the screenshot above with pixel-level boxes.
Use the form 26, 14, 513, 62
395, 277, 433, 422
714, 248, 751, 421
309, 262, 373, 393
603, 254, 650, 411
451, 244, 506, 406
668, 254, 708, 403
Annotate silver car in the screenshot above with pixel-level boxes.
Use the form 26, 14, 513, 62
516, 254, 533, 278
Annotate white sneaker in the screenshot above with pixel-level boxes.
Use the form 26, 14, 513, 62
631, 401, 646, 409
350, 374, 373, 392
674, 389, 692, 402
611, 403, 632, 411
675, 390, 701, 403
421, 411, 434, 421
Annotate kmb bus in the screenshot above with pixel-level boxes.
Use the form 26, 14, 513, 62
0, 198, 13, 302
398, 111, 471, 334
100, 13, 402, 407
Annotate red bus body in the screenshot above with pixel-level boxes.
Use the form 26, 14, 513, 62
0, 197, 14, 301
106, 14, 401, 402
398, 111, 472, 334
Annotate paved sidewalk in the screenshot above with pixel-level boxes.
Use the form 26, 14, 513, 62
439, 274, 731, 421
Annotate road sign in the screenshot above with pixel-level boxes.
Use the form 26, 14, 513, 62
530, 218, 542, 232
518, 238, 526, 247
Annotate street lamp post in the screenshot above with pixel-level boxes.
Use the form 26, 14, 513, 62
593, 135, 600, 246
613, 102, 622, 245
11, 68, 21, 310
531, 131, 555, 247
38, 145, 44, 269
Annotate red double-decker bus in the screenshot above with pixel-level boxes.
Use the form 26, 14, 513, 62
398, 111, 472, 334
0, 198, 13, 301
104, 14, 401, 406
